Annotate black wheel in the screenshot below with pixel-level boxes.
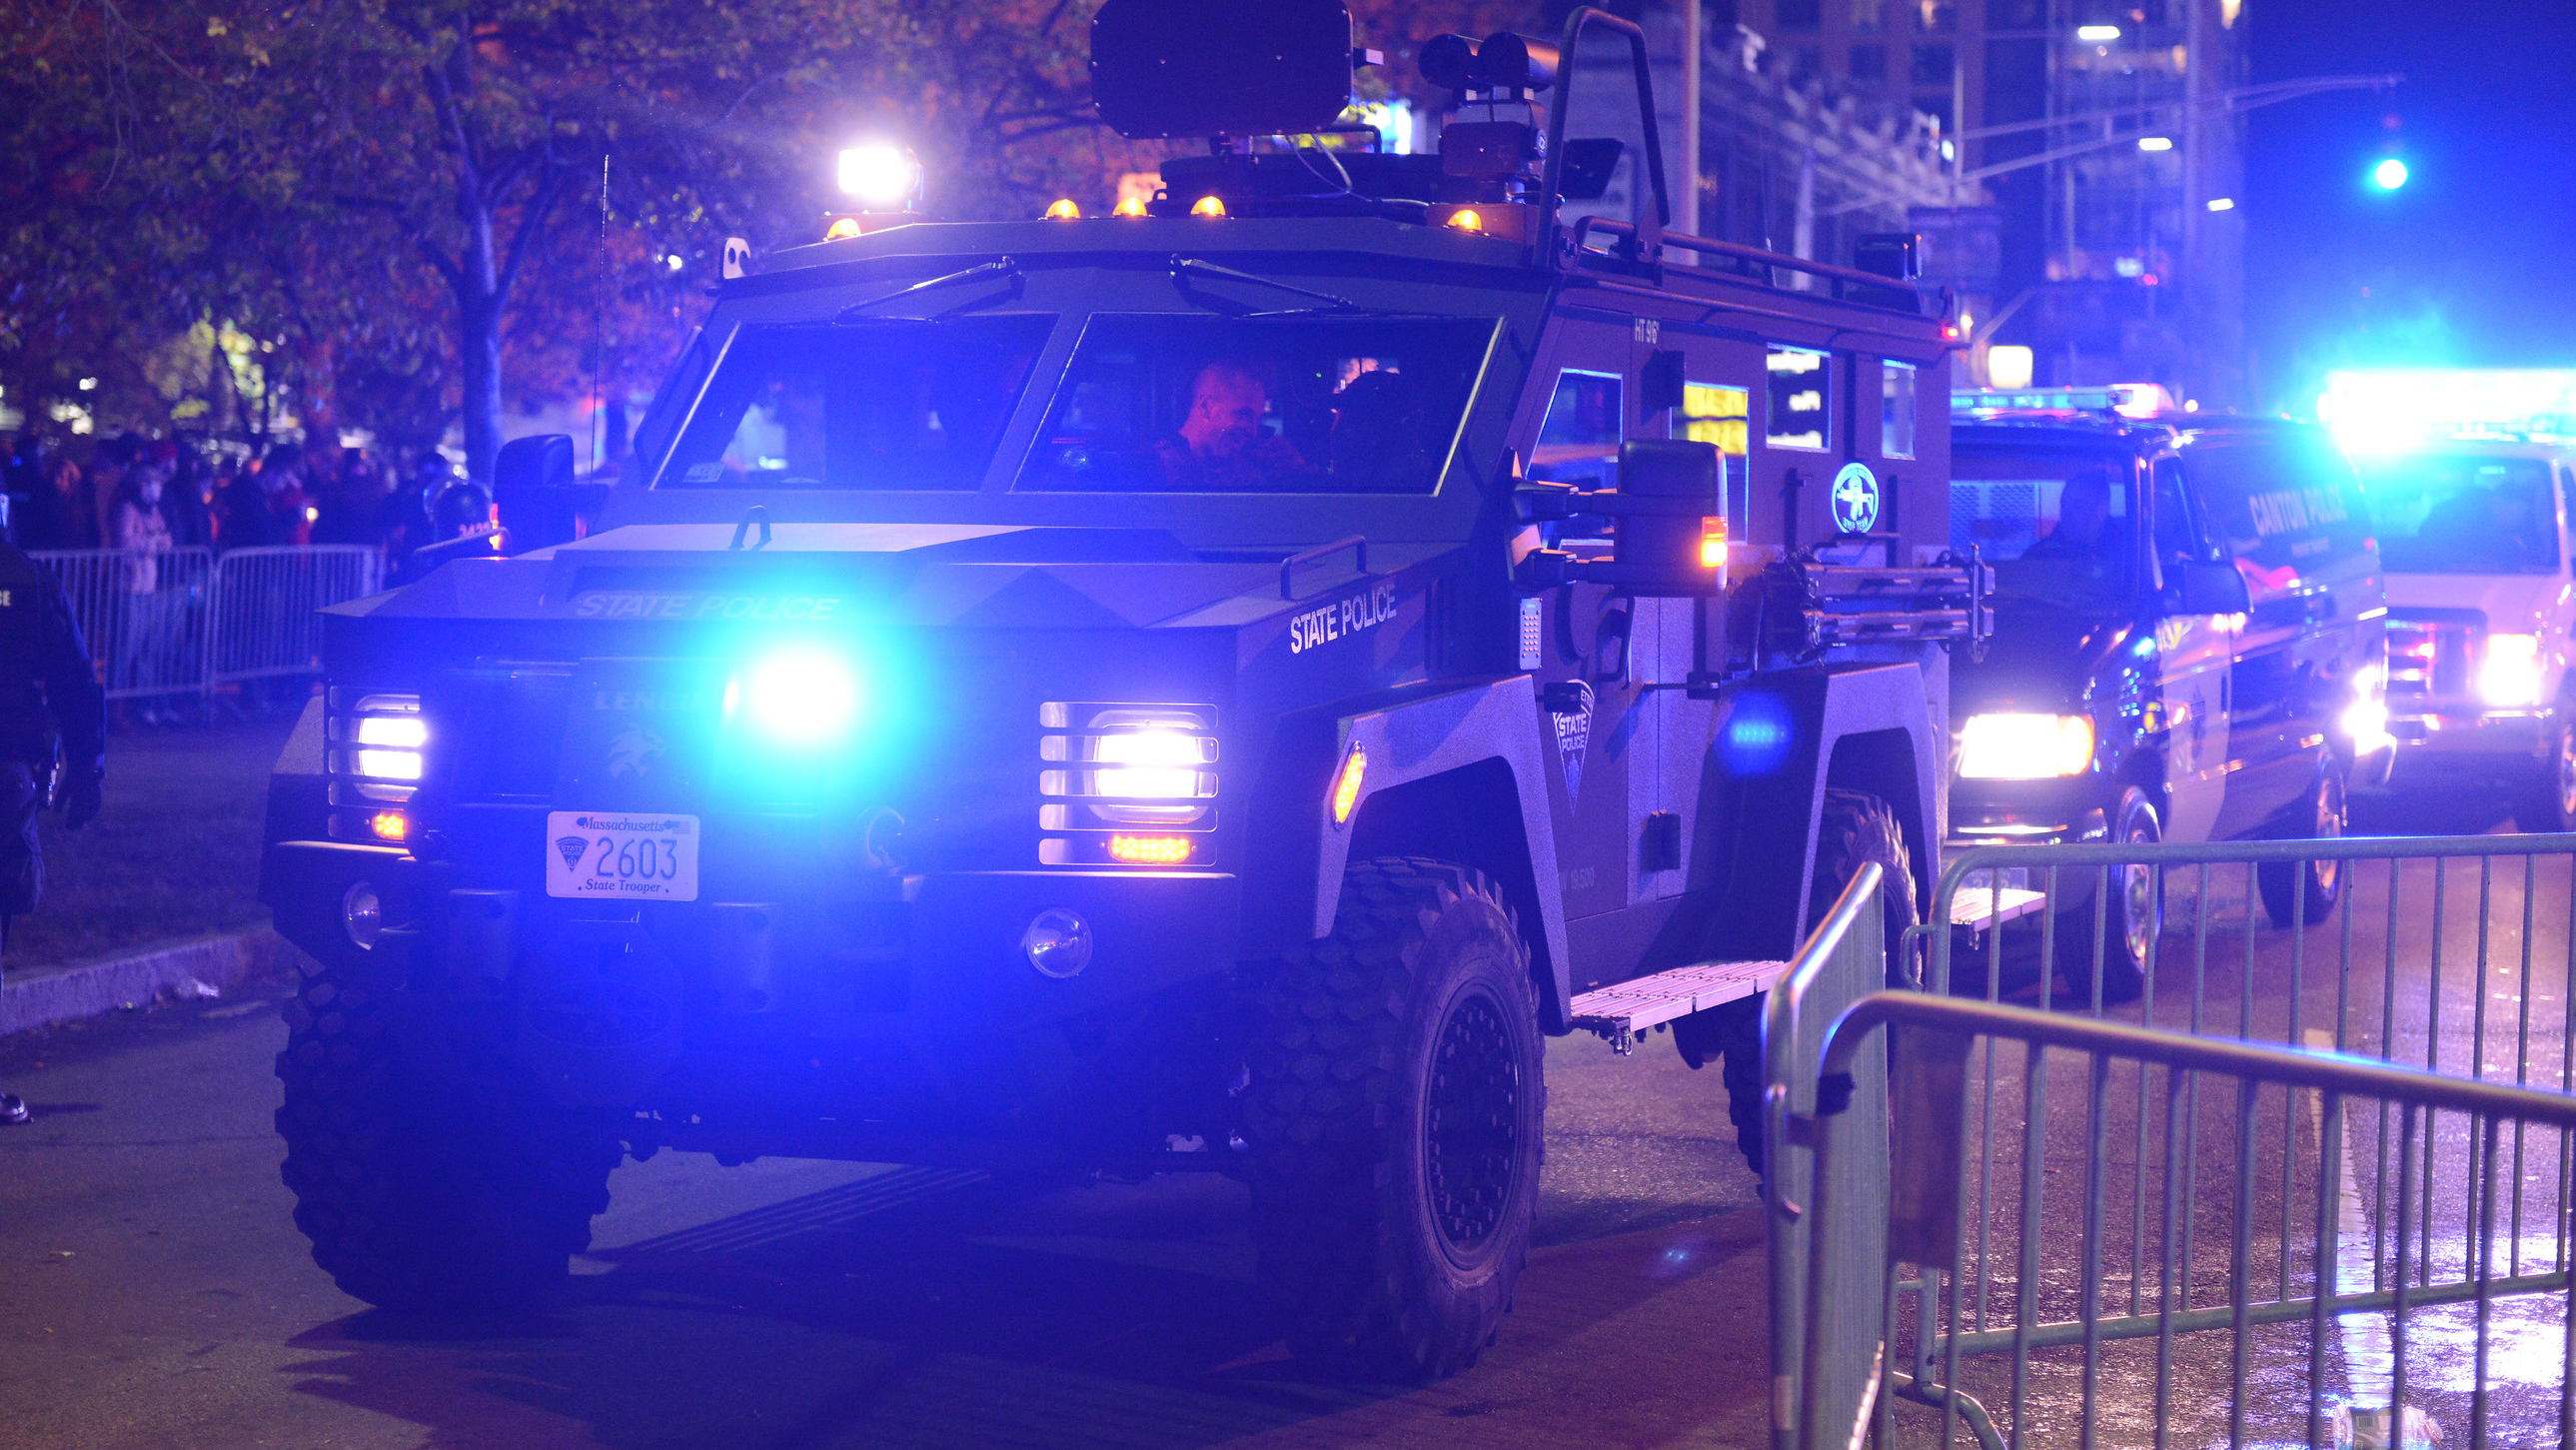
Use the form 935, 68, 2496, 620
2514, 715, 2576, 832
2258, 765, 2347, 927
275, 951, 619, 1313
1678, 787, 1917, 1176
1242, 857, 1544, 1382
1810, 787, 1921, 987
2051, 786, 2159, 1005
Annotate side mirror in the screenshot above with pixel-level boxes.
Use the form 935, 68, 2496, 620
2168, 560, 2250, 617
493, 434, 580, 554
1513, 439, 1725, 598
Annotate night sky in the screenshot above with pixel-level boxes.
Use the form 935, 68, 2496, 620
2244, 0, 2576, 412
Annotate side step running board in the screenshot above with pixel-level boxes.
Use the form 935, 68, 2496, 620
1570, 958, 1790, 1050
1949, 886, 2047, 931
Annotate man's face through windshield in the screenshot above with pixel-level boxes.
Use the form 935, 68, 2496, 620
1178, 364, 1268, 463
1028, 315, 1496, 494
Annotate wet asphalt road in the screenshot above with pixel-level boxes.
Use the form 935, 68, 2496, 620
0, 968, 1775, 1449
0, 784, 2568, 1449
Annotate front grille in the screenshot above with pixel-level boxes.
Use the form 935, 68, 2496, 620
2385, 612, 2479, 705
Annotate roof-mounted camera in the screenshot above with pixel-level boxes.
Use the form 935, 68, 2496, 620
1090, 0, 1363, 142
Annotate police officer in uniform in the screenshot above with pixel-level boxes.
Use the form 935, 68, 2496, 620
0, 533, 104, 1124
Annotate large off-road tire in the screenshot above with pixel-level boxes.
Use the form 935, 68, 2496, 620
1679, 787, 1917, 1176
1242, 857, 1545, 1383
2258, 763, 2348, 928
2050, 785, 2159, 1005
275, 951, 620, 1313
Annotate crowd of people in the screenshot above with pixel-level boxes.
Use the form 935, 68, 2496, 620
0, 432, 487, 569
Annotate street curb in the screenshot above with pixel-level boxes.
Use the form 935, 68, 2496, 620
0, 928, 293, 1038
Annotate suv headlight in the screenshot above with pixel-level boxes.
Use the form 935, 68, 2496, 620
1957, 713, 2094, 779
2481, 634, 2546, 707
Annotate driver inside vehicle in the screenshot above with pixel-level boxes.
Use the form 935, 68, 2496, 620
1154, 361, 1317, 490
2023, 470, 2115, 565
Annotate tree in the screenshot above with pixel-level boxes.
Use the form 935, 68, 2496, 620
4, 0, 1540, 474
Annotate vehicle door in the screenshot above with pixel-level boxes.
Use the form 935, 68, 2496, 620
1628, 336, 1755, 905
2189, 440, 2334, 836
1522, 320, 1643, 946
2149, 455, 2231, 845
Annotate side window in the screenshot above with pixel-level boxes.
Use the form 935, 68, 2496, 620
2185, 440, 2372, 605
1765, 346, 1831, 451
1684, 381, 1752, 539
1530, 368, 1623, 490
2152, 458, 2219, 575
1881, 361, 1918, 459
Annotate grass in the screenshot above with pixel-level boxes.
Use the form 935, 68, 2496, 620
4, 717, 296, 970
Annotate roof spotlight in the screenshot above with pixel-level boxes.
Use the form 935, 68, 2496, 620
837, 143, 922, 212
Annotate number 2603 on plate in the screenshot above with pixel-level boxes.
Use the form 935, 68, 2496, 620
545, 812, 700, 901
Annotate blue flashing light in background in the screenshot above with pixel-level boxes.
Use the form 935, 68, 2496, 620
2371, 157, 2409, 192
730, 647, 863, 744
2318, 369, 2576, 456
1717, 691, 1797, 777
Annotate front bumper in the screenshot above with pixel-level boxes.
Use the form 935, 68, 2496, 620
2386, 704, 2554, 782
267, 838, 1241, 1140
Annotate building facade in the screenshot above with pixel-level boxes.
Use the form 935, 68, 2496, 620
1736, 0, 2250, 408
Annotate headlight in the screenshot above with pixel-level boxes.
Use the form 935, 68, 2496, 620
327, 693, 425, 840
730, 648, 862, 743
2340, 664, 2392, 751
2481, 634, 2547, 707
1092, 726, 1204, 800
1037, 703, 1219, 860
1957, 713, 2095, 779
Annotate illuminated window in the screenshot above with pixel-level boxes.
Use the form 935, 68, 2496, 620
1765, 348, 1831, 451
1882, 361, 1918, 459
1687, 382, 1753, 539
1851, 0, 1884, 31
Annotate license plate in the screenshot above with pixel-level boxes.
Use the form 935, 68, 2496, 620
546, 811, 699, 901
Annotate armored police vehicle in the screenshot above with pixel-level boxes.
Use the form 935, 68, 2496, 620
261, 0, 1979, 1381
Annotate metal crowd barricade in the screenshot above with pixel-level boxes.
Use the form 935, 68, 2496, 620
26, 546, 383, 703
1766, 862, 1895, 1450
1763, 832, 2576, 1449
208, 545, 382, 689
31, 547, 215, 703
1788, 991, 2576, 1450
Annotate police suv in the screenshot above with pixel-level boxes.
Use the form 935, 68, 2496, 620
261, 0, 1980, 1380
1946, 388, 2386, 998
2353, 435, 2576, 827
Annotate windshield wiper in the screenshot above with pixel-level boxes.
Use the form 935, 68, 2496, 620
835, 257, 1020, 323
1170, 256, 1357, 313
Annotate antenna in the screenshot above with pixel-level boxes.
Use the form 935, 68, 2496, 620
594, 153, 609, 484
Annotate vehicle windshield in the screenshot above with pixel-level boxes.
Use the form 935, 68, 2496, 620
1950, 456, 2138, 609
2356, 454, 2560, 575
659, 316, 1053, 490
1022, 314, 1494, 494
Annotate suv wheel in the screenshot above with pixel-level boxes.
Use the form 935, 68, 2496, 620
1242, 857, 1544, 1382
2052, 786, 2160, 1005
275, 952, 620, 1312
2258, 765, 2347, 928
2516, 716, 2576, 832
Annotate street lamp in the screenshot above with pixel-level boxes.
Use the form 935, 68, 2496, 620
2371, 157, 2409, 191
